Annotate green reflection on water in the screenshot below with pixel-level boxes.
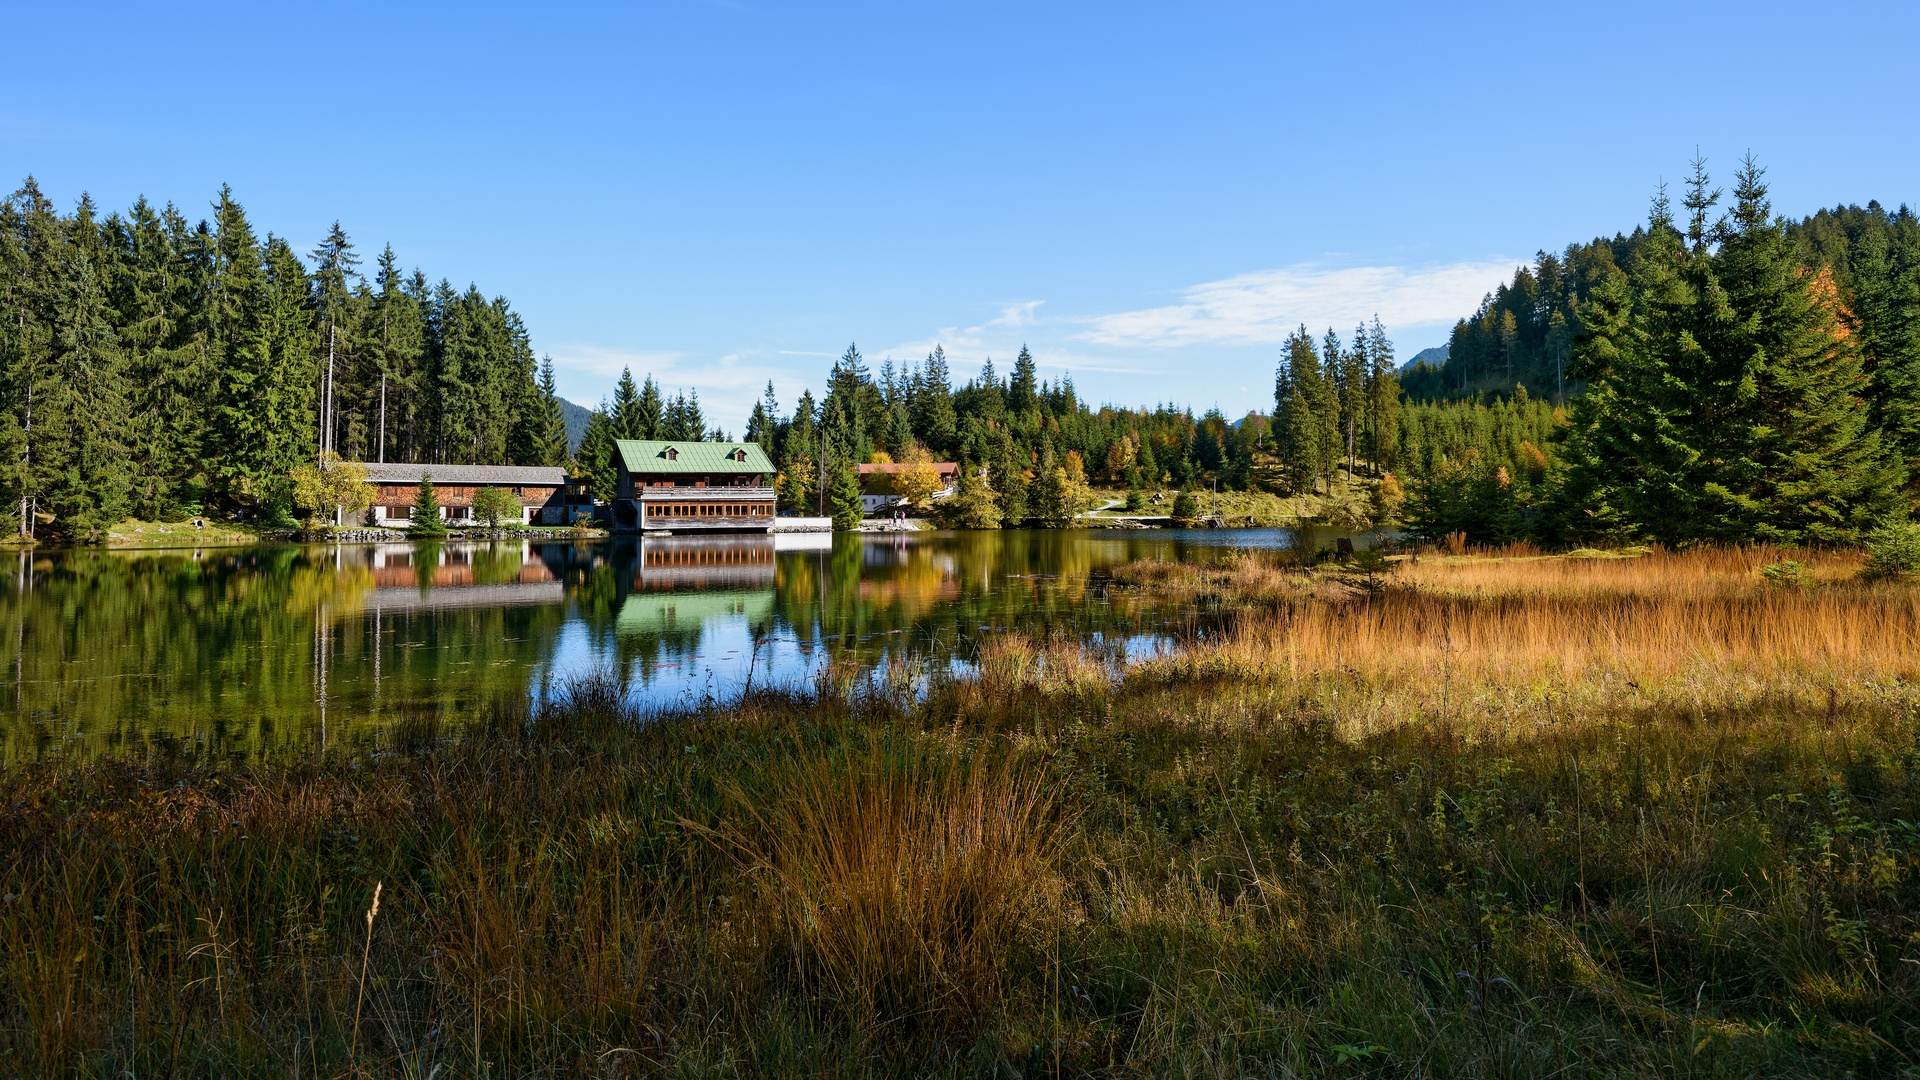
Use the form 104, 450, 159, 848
0, 527, 1370, 761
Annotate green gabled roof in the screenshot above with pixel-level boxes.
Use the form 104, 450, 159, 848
614, 440, 775, 474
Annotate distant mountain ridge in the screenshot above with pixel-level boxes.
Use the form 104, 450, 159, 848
1403, 345, 1448, 372
558, 397, 592, 453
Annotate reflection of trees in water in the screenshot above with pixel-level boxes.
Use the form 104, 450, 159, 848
1, 531, 1303, 760
764, 531, 1180, 670
0, 544, 570, 761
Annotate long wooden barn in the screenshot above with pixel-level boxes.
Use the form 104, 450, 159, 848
363, 463, 594, 527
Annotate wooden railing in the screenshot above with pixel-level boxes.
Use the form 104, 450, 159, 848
633, 487, 776, 501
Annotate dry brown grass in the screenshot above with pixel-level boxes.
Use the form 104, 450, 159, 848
699, 735, 1069, 1032
1119, 546, 1920, 742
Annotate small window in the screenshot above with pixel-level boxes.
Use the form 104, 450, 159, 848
733, 449, 746, 462
665, 447, 678, 461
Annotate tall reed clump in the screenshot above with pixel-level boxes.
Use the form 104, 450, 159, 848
701, 734, 1069, 1037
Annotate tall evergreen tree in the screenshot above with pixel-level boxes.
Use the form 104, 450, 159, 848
44, 245, 130, 540
1365, 314, 1401, 474
1562, 158, 1904, 544
1851, 225, 1920, 495
577, 405, 618, 501
635, 375, 663, 440
610, 367, 641, 439
537, 354, 569, 465
913, 345, 958, 453
1008, 345, 1039, 418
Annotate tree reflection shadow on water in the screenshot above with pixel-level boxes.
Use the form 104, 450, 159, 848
0, 527, 1375, 760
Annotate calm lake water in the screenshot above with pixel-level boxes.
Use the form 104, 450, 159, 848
0, 528, 1378, 761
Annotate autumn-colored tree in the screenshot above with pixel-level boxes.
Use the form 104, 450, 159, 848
289, 452, 374, 527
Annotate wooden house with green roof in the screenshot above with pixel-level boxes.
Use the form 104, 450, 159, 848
612, 440, 778, 533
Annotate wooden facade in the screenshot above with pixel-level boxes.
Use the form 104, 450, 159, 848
613, 440, 778, 534
363, 464, 591, 527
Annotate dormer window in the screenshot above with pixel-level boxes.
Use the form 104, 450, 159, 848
664, 447, 678, 461
733, 449, 747, 462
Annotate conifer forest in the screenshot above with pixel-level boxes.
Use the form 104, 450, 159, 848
0, 179, 570, 541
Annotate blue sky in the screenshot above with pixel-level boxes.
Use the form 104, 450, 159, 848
6, 1, 1917, 429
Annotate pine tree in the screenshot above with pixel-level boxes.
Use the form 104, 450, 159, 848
746, 380, 779, 458
204, 186, 284, 510
367, 246, 424, 463
678, 389, 705, 441
988, 429, 1028, 523
887, 400, 913, 456
825, 343, 870, 461
310, 220, 360, 458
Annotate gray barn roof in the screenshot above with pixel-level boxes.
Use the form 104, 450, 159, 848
363, 462, 572, 487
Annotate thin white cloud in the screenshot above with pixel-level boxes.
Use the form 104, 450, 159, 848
984, 300, 1044, 329
1081, 260, 1518, 348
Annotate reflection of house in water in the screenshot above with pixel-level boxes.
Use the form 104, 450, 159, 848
630, 535, 776, 591
359, 543, 568, 613
615, 535, 776, 635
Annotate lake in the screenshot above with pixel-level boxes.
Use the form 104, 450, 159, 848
0, 527, 1378, 760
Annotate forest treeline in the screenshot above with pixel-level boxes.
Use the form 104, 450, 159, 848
0, 178, 569, 539
575, 340, 1320, 529
9, 158, 1916, 547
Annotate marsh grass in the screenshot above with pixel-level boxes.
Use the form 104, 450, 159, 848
2, 548, 1918, 1076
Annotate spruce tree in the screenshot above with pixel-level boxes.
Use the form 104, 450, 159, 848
611, 367, 640, 439
1008, 345, 1039, 418
204, 186, 283, 509
1563, 158, 1904, 545
410, 473, 446, 534
45, 246, 130, 540
829, 458, 863, 530
746, 380, 779, 458
537, 354, 569, 465
914, 345, 958, 453
577, 406, 618, 501
1365, 315, 1400, 474
1851, 226, 1920, 495
635, 375, 663, 440
1277, 327, 1325, 493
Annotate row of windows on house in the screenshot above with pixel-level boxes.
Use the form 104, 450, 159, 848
376, 485, 539, 501
643, 503, 774, 518
377, 505, 530, 520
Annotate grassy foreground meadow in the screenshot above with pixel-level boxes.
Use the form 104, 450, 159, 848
3, 547, 1919, 1078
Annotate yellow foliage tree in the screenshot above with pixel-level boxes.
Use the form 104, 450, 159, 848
887, 442, 944, 508
289, 452, 374, 528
